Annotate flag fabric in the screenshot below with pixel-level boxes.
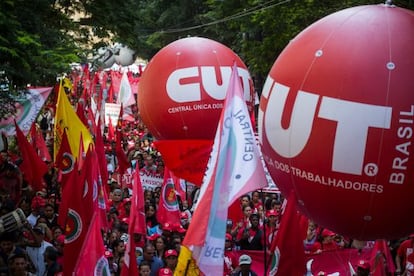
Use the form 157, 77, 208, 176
170, 172, 187, 200
74, 213, 111, 275
54, 129, 75, 186
76, 100, 89, 127
0, 87, 52, 136
77, 133, 85, 171
117, 71, 136, 107
176, 63, 267, 275
131, 166, 146, 235
268, 190, 306, 276
370, 239, 396, 276
115, 105, 130, 175
94, 117, 110, 194
29, 124, 51, 162
62, 149, 95, 275
154, 139, 213, 186
157, 166, 181, 227
54, 81, 93, 161
14, 121, 48, 192
120, 166, 145, 276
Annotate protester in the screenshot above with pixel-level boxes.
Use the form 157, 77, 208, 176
139, 260, 151, 276
137, 243, 163, 276
395, 234, 414, 275
163, 249, 178, 272
236, 213, 263, 250
7, 252, 36, 276
25, 226, 53, 276
231, 254, 258, 276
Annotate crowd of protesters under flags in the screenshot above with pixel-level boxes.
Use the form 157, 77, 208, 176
0, 66, 411, 276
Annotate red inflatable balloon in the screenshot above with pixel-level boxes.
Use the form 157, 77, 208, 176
259, 4, 414, 240
138, 37, 255, 140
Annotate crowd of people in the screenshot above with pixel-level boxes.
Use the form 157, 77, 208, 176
0, 91, 412, 276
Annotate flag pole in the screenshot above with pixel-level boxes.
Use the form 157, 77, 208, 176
261, 189, 268, 275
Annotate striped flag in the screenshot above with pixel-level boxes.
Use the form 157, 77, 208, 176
175, 63, 267, 275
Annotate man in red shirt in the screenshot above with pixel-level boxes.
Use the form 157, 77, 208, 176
395, 234, 414, 275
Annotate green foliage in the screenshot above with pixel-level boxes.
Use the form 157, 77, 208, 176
0, 0, 81, 88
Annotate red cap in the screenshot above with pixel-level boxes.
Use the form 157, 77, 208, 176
266, 209, 279, 217
321, 229, 335, 238
104, 250, 113, 258
173, 223, 186, 233
164, 249, 178, 258
225, 233, 233, 241
147, 233, 161, 241
162, 223, 173, 231
158, 268, 173, 276
31, 196, 46, 209
180, 212, 189, 219
56, 234, 65, 244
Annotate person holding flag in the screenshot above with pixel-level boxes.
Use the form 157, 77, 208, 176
175, 62, 268, 275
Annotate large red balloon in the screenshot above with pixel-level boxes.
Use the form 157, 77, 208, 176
259, 4, 414, 240
138, 37, 255, 140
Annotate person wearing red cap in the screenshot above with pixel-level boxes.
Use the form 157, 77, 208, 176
163, 249, 178, 272
320, 228, 341, 251
224, 233, 238, 276
264, 209, 279, 249
180, 211, 190, 230
27, 195, 46, 227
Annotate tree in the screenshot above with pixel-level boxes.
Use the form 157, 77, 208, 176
0, 0, 84, 88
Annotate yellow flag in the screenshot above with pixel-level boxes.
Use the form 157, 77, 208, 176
54, 81, 93, 161
174, 246, 201, 276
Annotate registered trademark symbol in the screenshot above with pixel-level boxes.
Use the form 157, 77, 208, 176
364, 163, 378, 176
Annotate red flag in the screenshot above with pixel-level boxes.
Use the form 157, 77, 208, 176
87, 147, 109, 229
29, 124, 51, 162
14, 121, 48, 192
115, 105, 130, 175
77, 133, 85, 171
74, 213, 111, 275
94, 117, 109, 194
154, 139, 213, 185
131, 167, 146, 235
57, 162, 78, 228
268, 191, 306, 276
62, 149, 95, 274
76, 100, 88, 127
170, 171, 187, 200
120, 167, 144, 276
370, 239, 396, 276
54, 130, 75, 188
156, 167, 181, 227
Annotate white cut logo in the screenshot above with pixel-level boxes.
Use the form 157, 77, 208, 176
259, 76, 392, 175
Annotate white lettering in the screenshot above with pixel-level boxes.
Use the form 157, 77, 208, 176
166, 66, 252, 103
